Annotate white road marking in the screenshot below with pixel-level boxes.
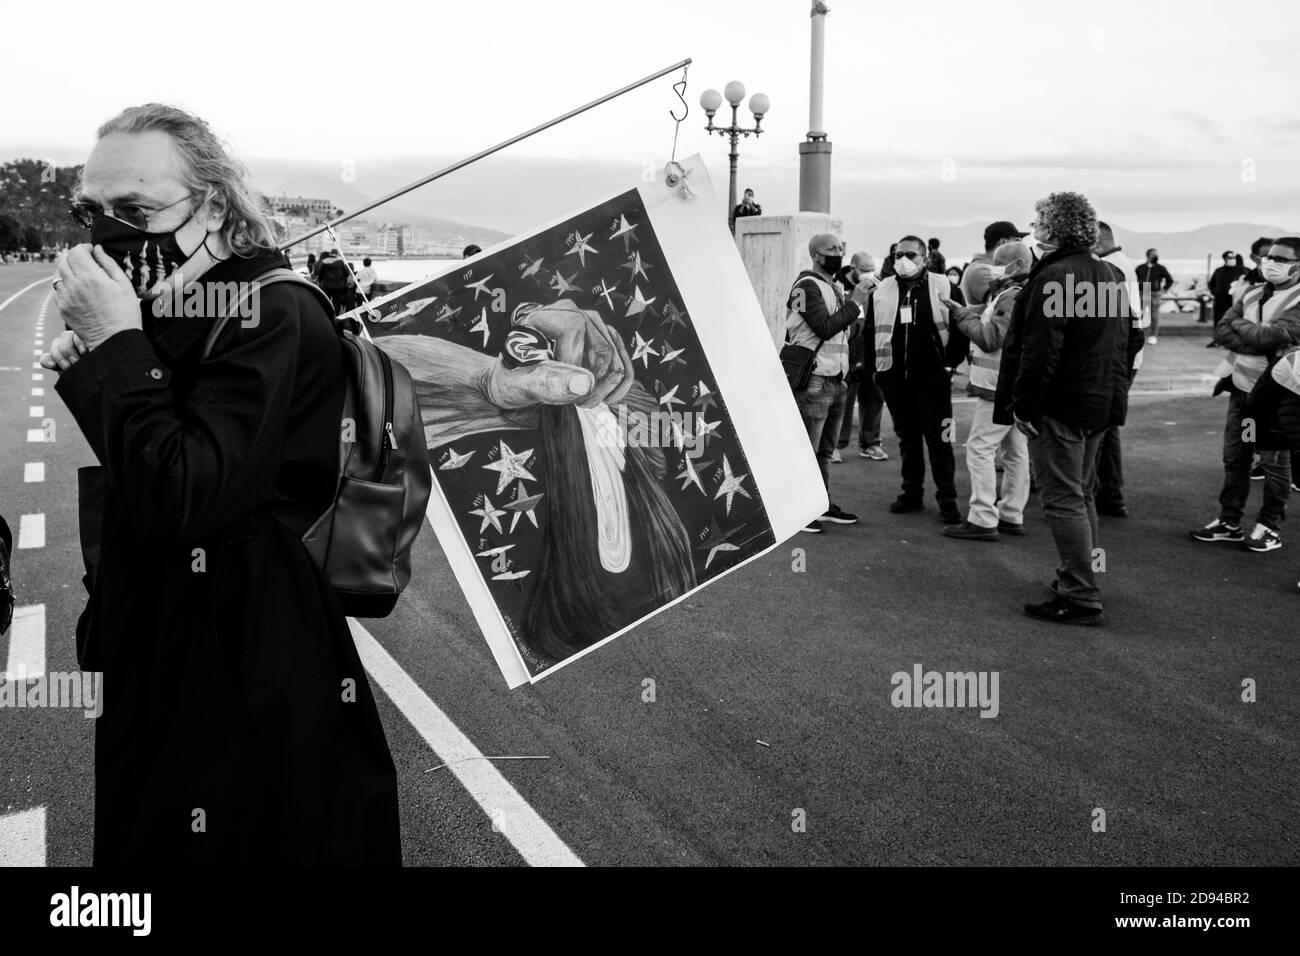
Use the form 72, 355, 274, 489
29, 406, 43, 417
31, 350, 41, 357
0, 276, 54, 314
3, 605, 46, 680
32, 373, 43, 381
0, 807, 47, 867
31, 388, 43, 397
348, 620, 584, 868
16, 514, 45, 549
24, 462, 44, 483
26, 429, 44, 443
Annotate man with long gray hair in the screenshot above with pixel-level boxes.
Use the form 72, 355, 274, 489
44, 103, 400, 865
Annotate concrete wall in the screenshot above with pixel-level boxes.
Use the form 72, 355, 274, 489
734, 212, 842, 349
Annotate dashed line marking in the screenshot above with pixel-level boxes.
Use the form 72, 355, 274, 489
25, 429, 44, 443
23, 463, 44, 483
3, 605, 46, 680
16, 514, 45, 549
0, 807, 47, 867
28, 406, 44, 417
31, 388, 43, 397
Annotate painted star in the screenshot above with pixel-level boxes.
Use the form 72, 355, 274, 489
434, 303, 462, 327
658, 384, 684, 412
695, 415, 721, 446
631, 332, 659, 369
694, 381, 718, 414
660, 301, 688, 333
503, 481, 544, 532
492, 569, 532, 581
482, 440, 536, 495
713, 455, 752, 515
609, 214, 639, 251
470, 494, 506, 534
676, 453, 706, 495
695, 517, 742, 570
469, 307, 492, 347
475, 544, 515, 558
383, 295, 438, 323
625, 285, 656, 318
565, 230, 597, 267
466, 274, 496, 300
550, 270, 580, 295
519, 255, 544, 278
659, 344, 686, 370
595, 278, 617, 312
439, 448, 475, 470
621, 251, 652, 281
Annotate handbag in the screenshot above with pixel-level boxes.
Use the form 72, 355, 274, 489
780, 338, 824, 392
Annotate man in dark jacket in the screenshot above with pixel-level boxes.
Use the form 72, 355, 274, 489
1208, 251, 1248, 322
869, 235, 968, 522
995, 192, 1130, 626
1135, 248, 1174, 344
45, 104, 400, 865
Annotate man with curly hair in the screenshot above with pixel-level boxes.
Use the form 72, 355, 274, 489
994, 192, 1132, 626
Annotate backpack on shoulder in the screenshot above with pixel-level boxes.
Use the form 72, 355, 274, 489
203, 268, 432, 617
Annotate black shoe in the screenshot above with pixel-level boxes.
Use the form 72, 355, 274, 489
1024, 596, 1104, 627
938, 505, 963, 525
1190, 519, 1244, 543
1097, 501, 1128, 518
997, 520, 1027, 536
888, 496, 924, 514
822, 503, 859, 524
943, 520, 998, 541
800, 520, 824, 534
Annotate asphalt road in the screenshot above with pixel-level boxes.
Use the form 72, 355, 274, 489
2, 259, 1296, 866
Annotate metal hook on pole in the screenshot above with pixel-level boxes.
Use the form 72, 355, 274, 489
668, 63, 690, 164
279, 57, 693, 252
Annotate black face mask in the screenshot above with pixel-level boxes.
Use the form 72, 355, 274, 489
820, 254, 843, 274
91, 205, 208, 296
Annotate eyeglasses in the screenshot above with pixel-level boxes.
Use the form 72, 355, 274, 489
68, 194, 195, 231
1264, 254, 1299, 264
895, 251, 923, 261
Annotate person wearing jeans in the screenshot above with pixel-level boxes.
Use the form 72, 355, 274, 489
836, 371, 887, 459
1195, 237, 1300, 551
785, 233, 874, 532
994, 191, 1134, 626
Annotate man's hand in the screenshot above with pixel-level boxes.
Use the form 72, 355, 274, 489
513, 300, 635, 407
1014, 415, 1039, 438
53, 245, 142, 350
39, 330, 87, 372
850, 275, 877, 307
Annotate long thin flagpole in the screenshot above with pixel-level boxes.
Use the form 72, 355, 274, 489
279, 57, 693, 252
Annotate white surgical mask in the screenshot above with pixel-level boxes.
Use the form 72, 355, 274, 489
1262, 259, 1297, 284
987, 265, 1007, 278
894, 256, 920, 278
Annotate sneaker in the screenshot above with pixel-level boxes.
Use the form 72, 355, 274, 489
943, 520, 998, 541
860, 444, 889, 461
800, 520, 824, 534
1147, 335, 1158, 345
830, 449, 843, 463
888, 496, 923, 514
822, 503, 859, 524
997, 520, 1027, 536
1024, 595, 1104, 627
1292, 482, 1300, 494
938, 504, 963, 525
1251, 464, 1265, 481
1189, 519, 1244, 543
1244, 522, 1282, 553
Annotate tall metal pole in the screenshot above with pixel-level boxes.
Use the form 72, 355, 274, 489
727, 105, 740, 234
280, 57, 692, 251
799, 1, 832, 213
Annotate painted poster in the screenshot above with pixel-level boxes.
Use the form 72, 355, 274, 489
355, 155, 825, 686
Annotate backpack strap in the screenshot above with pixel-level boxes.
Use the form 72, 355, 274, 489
201, 267, 335, 359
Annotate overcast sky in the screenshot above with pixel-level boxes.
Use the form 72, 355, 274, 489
4, 0, 1298, 236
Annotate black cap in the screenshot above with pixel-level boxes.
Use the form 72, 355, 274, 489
984, 221, 1030, 244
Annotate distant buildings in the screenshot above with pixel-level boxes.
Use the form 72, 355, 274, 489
262, 193, 483, 258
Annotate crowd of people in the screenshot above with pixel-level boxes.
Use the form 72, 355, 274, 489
784, 192, 1300, 624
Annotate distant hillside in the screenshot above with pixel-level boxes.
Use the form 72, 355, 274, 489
258, 171, 511, 245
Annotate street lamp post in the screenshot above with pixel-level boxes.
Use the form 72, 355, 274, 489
700, 82, 770, 233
